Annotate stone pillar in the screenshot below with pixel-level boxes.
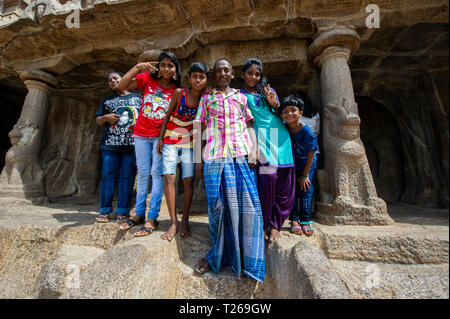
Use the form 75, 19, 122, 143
308, 27, 394, 225
0, 69, 57, 203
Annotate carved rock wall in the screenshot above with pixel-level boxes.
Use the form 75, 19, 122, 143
41, 93, 103, 198
0, 1, 448, 210
368, 74, 449, 208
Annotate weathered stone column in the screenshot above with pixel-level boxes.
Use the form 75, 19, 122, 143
308, 27, 394, 225
0, 69, 57, 203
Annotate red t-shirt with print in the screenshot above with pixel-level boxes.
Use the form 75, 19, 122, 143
133, 72, 177, 138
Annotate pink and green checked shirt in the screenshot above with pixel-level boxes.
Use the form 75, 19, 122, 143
194, 88, 254, 160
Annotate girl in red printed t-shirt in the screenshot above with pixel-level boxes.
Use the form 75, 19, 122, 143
117, 51, 181, 237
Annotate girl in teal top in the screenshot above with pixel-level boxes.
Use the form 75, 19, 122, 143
241, 58, 296, 243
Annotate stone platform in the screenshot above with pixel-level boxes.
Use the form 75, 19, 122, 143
0, 197, 448, 299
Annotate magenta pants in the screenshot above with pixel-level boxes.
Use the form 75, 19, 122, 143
256, 165, 296, 231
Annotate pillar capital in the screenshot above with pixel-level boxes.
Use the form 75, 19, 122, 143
308, 27, 360, 68
19, 69, 58, 90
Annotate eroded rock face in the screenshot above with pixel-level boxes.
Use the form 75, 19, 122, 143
368, 74, 449, 208
358, 96, 405, 204
41, 94, 103, 197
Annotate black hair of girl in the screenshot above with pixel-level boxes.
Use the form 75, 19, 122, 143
150, 51, 182, 87
188, 62, 210, 78
294, 90, 317, 118
242, 58, 267, 96
279, 95, 305, 113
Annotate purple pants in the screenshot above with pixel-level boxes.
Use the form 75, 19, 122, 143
256, 165, 296, 231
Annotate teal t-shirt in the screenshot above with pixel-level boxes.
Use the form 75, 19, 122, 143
243, 91, 294, 168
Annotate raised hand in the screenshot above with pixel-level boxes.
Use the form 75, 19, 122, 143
264, 84, 279, 109
136, 61, 159, 73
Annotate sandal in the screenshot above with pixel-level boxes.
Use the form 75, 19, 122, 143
301, 223, 314, 236
194, 257, 211, 275
119, 216, 145, 230
116, 215, 129, 223
134, 219, 159, 237
95, 214, 109, 223
290, 224, 303, 235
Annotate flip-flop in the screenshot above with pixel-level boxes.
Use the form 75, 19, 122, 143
95, 214, 109, 223
119, 216, 145, 230
194, 258, 211, 275
134, 226, 155, 237
290, 225, 303, 235
134, 219, 159, 237
301, 224, 314, 236
116, 215, 129, 223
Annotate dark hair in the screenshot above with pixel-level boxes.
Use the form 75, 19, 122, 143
294, 90, 317, 118
150, 51, 182, 87
279, 95, 305, 113
242, 58, 267, 96
213, 58, 232, 70
107, 72, 123, 80
188, 62, 210, 78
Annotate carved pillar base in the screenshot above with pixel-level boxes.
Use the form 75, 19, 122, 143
309, 27, 394, 225
0, 70, 57, 203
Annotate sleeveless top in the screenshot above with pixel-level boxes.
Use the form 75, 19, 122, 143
163, 89, 198, 148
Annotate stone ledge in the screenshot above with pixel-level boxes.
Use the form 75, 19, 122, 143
0, 200, 448, 298
331, 259, 449, 299
315, 219, 449, 264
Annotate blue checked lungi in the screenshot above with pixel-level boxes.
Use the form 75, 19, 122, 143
203, 156, 265, 282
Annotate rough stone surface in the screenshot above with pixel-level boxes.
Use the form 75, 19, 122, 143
0, 199, 448, 299
314, 203, 449, 264
266, 233, 351, 299
331, 260, 449, 299
38, 244, 106, 298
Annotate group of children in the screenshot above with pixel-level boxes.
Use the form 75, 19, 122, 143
95, 51, 319, 283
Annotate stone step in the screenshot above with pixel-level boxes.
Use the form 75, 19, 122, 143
173, 222, 277, 298
0, 199, 448, 298
330, 259, 449, 299
314, 221, 449, 264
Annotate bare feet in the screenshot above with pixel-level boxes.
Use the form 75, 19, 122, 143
263, 227, 269, 241
180, 218, 190, 237
268, 226, 281, 243
194, 257, 211, 275
161, 222, 179, 242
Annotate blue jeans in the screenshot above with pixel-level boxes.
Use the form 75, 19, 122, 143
134, 136, 163, 219
290, 165, 316, 224
100, 150, 136, 215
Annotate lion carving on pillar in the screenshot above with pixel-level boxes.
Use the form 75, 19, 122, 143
316, 97, 394, 225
